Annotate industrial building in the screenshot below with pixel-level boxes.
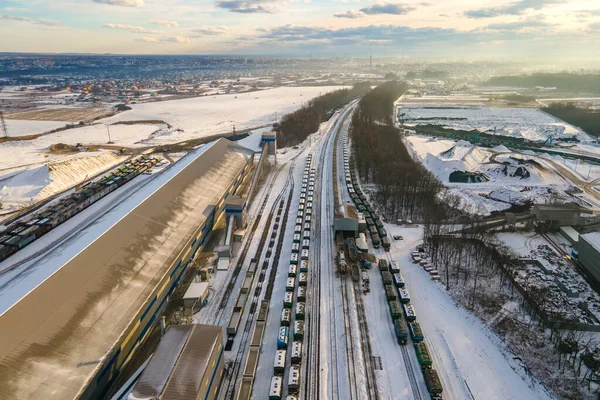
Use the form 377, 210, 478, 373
334, 204, 359, 236
128, 324, 224, 400
577, 232, 600, 285
0, 139, 254, 400
532, 203, 582, 230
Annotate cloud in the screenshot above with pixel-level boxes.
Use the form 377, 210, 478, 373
103, 23, 158, 33
485, 20, 552, 31
216, 0, 280, 13
465, 0, 564, 19
335, 3, 415, 18
191, 26, 231, 35
361, 3, 415, 15
137, 36, 191, 43
334, 10, 365, 19
590, 22, 600, 31
0, 14, 63, 26
93, 0, 144, 6
148, 19, 179, 27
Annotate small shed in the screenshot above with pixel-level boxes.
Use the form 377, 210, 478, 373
183, 282, 210, 312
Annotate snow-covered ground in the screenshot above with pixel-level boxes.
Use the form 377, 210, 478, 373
399, 104, 593, 143
385, 224, 555, 400
2, 119, 67, 137
404, 135, 580, 215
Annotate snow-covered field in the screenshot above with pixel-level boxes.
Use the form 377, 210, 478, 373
386, 225, 555, 400
399, 104, 593, 143
2, 119, 67, 137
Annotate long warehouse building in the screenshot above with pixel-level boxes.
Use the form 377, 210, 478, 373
0, 138, 255, 400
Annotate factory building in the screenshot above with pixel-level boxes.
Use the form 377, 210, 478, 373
532, 203, 582, 230
128, 324, 224, 400
577, 232, 600, 285
0, 139, 254, 400
334, 204, 359, 236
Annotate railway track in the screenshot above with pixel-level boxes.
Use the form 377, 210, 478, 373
382, 251, 425, 400
352, 280, 379, 400
340, 277, 359, 400
219, 165, 295, 399
211, 165, 284, 325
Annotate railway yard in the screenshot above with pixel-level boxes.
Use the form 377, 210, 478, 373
0, 98, 562, 400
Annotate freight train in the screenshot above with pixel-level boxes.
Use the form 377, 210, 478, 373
0, 155, 159, 263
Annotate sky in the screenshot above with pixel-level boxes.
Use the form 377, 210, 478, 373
0, 0, 600, 60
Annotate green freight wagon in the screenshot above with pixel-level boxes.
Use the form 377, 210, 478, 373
378, 228, 387, 238
375, 219, 384, 229
385, 285, 397, 301
378, 259, 388, 272
423, 369, 443, 399
388, 299, 402, 319
394, 318, 408, 345
408, 322, 424, 342
381, 270, 393, 286
382, 237, 391, 251
415, 342, 433, 368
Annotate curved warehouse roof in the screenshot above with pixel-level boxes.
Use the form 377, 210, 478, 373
0, 139, 253, 399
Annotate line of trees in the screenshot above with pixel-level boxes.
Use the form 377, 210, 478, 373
543, 102, 600, 138
276, 82, 371, 148
350, 81, 444, 220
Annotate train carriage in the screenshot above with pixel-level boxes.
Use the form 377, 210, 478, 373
277, 327, 289, 349
274, 349, 286, 375
290, 253, 298, 265
299, 260, 308, 272
294, 225, 302, 234
389, 299, 402, 319
302, 239, 310, 249
408, 322, 424, 342
269, 376, 283, 400
286, 278, 296, 292
295, 302, 306, 320
378, 259, 388, 272
303, 229, 311, 239
301, 249, 309, 260
403, 303, 416, 321
381, 271, 393, 286
378, 228, 388, 238
382, 236, 391, 251
389, 260, 400, 273
297, 286, 306, 302
385, 285, 397, 301
284, 292, 294, 308
257, 300, 269, 321
293, 320, 305, 340
371, 234, 381, 249
281, 308, 291, 327
398, 288, 410, 304
415, 342, 433, 368
393, 273, 405, 288
423, 368, 443, 399
292, 243, 300, 253
361, 271, 369, 284
291, 341, 302, 365
298, 272, 307, 287
288, 366, 301, 395
287, 262, 297, 276
394, 318, 408, 345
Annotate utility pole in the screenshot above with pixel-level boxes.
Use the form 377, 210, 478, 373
0, 111, 8, 138
105, 124, 112, 143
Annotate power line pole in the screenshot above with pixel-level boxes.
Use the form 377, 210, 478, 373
0, 111, 8, 138
105, 124, 112, 143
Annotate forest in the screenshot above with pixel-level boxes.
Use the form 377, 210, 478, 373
275, 82, 371, 147
350, 81, 443, 220
483, 73, 600, 94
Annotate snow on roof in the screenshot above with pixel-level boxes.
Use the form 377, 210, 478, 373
0, 138, 252, 400
581, 232, 600, 252
183, 282, 210, 301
